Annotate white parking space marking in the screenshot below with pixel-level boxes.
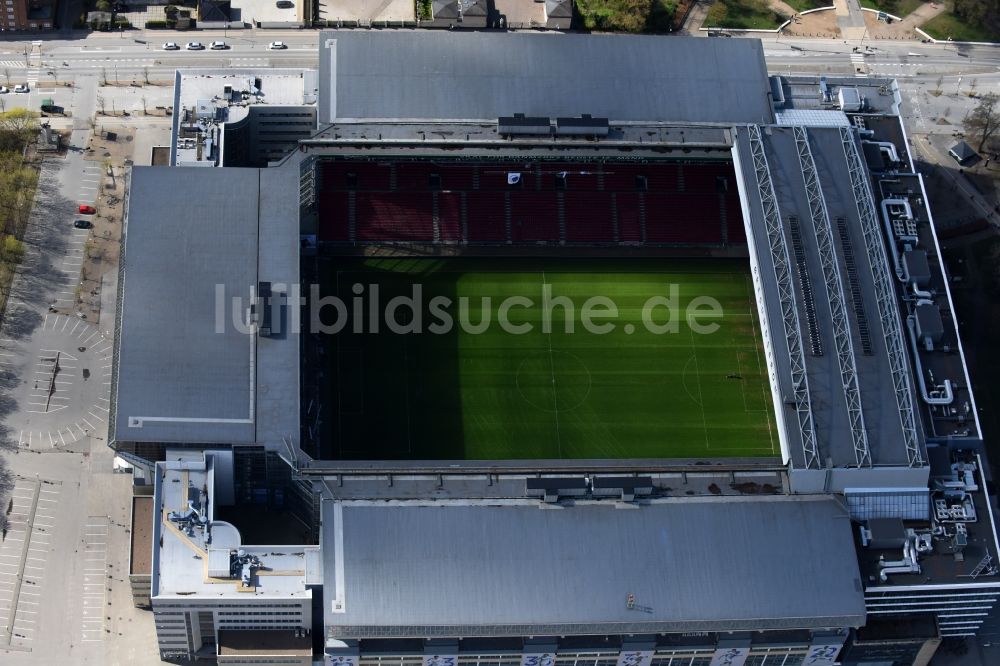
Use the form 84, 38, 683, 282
80, 518, 108, 642
0, 478, 60, 650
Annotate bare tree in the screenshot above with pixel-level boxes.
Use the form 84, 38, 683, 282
934, 75, 943, 95
100, 68, 108, 86
2, 69, 9, 87
964, 93, 1000, 153
141, 96, 148, 116
142, 66, 150, 86
96, 93, 106, 116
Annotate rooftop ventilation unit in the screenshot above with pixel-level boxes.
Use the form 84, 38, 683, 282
591, 477, 654, 502
555, 114, 610, 137
526, 477, 588, 503
498, 113, 551, 136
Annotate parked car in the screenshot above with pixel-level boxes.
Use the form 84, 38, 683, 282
74, 219, 92, 229
162, 42, 179, 51
13, 84, 29, 93
209, 41, 228, 50
185, 42, 204, 51
78, 205, 96, 215
268, 41, 287, 50
276, 0, 293, 7
0, 86, 8, 94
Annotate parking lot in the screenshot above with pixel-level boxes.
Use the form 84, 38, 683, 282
1, 314, 113, 450
81, 517, 109, 642
0, 477, 61, 652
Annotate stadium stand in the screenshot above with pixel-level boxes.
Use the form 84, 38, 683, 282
436, 192, 463, 243
465, 192, 508, 243
510, 192, 560, 243
316, 160, 746, 247
565, 192, 615, 243
318, 191, 351, 242
616, 193, 644, 243
355, 193, 435, 242
645, 193, 724, 244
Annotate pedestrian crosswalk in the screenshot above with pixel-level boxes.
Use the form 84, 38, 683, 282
0, 60, 26, 68
850, 53, 867, 77
25, 40, 41, 85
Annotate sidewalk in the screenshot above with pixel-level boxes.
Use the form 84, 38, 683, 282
679, 0, 711, 35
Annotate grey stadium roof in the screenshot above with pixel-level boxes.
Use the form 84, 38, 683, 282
113, 167, 260, 445
319, 31, 774, 125
322, 496, 865, 638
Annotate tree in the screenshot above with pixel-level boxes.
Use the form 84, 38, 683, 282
96, 93, 106, 116
964, 93, 1000, 153
2, 69, 8, 87
100, 67, 108, 86
141, 96, 148, 116
96, 0, 111, 10
142, 66, 150, 86
0, 109, 38, 134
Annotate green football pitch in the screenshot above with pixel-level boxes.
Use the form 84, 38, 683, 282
318, 257, 777, 461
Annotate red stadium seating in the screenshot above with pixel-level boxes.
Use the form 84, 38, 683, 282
682, 163, 732, 194
510, 192, 560, 243
321, 161, 392, 190
645, 193, 724, 244
437, 192, 462, 243
315, 159, 745, 248
396, 162, 438, 190
600, 164, 645, 192
565, 192, 614, 243
616, 193, 643, 243
644, 164, 681, 192
355, 193, 434, 242
318, 191, 351, 242
466, 192, 507, 243
436, 165, 477, 191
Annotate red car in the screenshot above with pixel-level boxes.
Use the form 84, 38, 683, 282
78, 205, 96, 214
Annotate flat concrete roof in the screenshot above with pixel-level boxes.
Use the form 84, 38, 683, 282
113, 165, 301, 452
153, 455, 318, 599
320, 32, 774, 125
113, 167, 260, 445
322, 496, 865, 637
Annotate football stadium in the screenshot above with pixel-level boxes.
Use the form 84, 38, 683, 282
109, 32, 1000, 666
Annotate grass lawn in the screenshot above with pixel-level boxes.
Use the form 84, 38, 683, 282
706, 0, 787, 30
574, 0, 677, 32
318, 257, 777, 461
923, 9, 1000, 42
858, 0, 925, 16
783, 0, 833, 13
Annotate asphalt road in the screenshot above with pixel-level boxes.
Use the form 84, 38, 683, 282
0, 29, 993, 85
